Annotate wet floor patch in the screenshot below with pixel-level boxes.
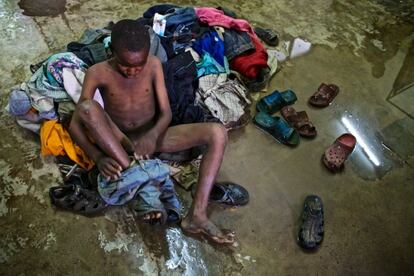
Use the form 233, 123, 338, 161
18, 0, 67, 16
330, 107, 405, 181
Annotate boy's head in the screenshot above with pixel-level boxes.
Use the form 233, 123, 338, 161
110, 19, 150, 78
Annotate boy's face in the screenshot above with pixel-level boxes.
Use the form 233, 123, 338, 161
113, 48, 149, 78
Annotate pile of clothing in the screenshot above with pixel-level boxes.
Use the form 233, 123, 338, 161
5, 5, 276, 219
7, 5, 273, 137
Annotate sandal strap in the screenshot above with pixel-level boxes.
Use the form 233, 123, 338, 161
295, 120, 314, 131
314, 84, 337, 98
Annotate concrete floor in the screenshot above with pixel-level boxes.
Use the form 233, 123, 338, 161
1, 0, 414, 275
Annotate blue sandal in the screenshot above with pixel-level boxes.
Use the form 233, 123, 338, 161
256, 89, 297, 114
253, 111, 300, 146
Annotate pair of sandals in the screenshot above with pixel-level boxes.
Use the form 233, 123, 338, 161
49, 181, 107, 216
254, 90, 317, 146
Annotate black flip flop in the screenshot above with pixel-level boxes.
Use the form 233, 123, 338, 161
297, 195, 324, 250
192, 182, 249, 206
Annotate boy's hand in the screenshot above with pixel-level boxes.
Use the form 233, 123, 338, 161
134, 132, 158, 160
97, 157, 122, 181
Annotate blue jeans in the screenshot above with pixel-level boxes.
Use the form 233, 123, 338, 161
97, 159, 181, 220
164, 7, 197, 36
223, 29, 255, 60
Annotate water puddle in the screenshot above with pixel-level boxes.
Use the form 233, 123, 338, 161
331, 108, 404, 181
18, 0, 66, 16
165, 227, 208, 275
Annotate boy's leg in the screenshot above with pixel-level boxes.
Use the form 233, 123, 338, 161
155, 122, 234, 244
69, 100, 130, 170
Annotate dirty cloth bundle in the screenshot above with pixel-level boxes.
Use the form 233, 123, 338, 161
98, 159, 181, 221
197, 73, 250, 126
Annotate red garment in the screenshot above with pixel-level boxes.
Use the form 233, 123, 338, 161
230, 34, 268, 79
195, 7, 255, 36
195, 7, 268, 78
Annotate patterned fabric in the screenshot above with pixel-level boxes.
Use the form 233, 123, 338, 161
197, 76, 250, 126
46, 53, 88, 87
198, 73, 227, 91
27, 52, 88, 104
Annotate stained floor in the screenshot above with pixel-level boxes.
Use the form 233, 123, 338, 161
1, 0, 414, 275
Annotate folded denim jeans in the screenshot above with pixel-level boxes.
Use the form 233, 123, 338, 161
97, 159, 181, 216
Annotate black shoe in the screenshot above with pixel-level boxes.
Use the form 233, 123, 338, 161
254, 27, 279, 46
192, 182, 249, 206
297, 195, 324, 250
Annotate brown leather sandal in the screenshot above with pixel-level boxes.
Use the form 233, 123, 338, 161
323, 133, 356, 172
309, 83, 339, 107
281, 106, 317, 138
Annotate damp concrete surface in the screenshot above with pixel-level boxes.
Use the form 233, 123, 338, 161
0, 0, 414, 275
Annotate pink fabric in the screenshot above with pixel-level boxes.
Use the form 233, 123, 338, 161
195, 7, 268, 78
195, 7, 255, 36
230, 34, 268, 79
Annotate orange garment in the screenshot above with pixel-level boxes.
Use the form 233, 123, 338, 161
40, 120, 94, 170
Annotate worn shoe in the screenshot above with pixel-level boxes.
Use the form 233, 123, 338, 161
298, 195, 324, 250
192, 182, 249, 206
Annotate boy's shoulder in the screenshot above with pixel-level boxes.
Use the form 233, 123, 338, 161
146, 54, 159, 66
87, 60, 115, 78
147, 55, 162, 71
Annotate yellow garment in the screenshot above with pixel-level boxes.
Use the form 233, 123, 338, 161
40, 120, 94, 170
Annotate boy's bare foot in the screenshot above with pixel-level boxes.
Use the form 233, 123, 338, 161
181, 215, 235, 244
141, 211, 163, 224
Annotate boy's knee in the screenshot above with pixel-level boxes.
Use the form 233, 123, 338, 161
208, 123, 228, 146
77, 100, 100, 121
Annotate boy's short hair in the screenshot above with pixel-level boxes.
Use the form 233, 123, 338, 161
111, 19, 150, 53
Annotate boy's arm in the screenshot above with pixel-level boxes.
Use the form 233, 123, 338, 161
150, 58, 172, 138
78, 67, 99, 103
134, 58, 172, 157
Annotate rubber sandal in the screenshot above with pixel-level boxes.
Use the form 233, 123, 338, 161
256, 89, 297, 114
255, 27, 279, 46
323, 133, 356, 172
191, 181, 249, 206
309, 83, 339, 107
253, 111, 300, 146
281, 106, 317, 138
49, 183, 107, 216
298, 195, 324, 250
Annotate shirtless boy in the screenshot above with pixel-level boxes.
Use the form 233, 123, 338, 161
69, 19, 234, 244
